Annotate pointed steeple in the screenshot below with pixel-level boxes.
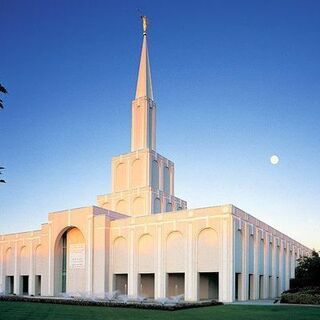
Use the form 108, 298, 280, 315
135, 16, 154, 100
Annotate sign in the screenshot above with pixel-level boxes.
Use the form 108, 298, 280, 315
69, 243, 85, 269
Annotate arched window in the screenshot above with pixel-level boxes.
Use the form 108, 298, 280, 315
132, 197, 145, 216
197, 228, 219, 272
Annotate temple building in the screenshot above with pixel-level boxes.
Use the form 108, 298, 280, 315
0, 17, 311, 302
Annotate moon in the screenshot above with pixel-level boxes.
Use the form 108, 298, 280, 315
270, 155, 279, 165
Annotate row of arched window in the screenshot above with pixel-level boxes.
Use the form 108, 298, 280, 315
112, 228, 220, 273
114, 159, 171, 193
2, 245, 44, 276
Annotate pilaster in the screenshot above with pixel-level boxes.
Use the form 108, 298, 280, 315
253, 229, 259, 299
29, 242, 35, 295
219, 216, 233, 302
128, 228, 138, 297
13, 242, 19, 295
185, 222, 197, 301
240, 221, 249, 300
155, 225, 164, 299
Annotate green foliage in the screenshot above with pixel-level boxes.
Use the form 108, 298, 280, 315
0, 166, 5, 183
281, 292, 320, 305
1, 84, 8, 183
294, 251, 320, 287
0, 83, 7, 109
284, 251, 320, 304
0, 296, 222, 311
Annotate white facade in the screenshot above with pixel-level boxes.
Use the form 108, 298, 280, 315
0, 18, 311, 302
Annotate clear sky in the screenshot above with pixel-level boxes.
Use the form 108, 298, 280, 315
1, 1, 319, 250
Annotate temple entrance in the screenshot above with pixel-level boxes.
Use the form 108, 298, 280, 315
167, 273, 185, 298
114, 274, 128, 294
199, 272, 219, 300
54, 227, 86, 295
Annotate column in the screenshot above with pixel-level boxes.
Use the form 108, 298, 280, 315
263, 233, 269, 299
278, 241, 284, 295
29, 242, 35, 295
291, 247, 296, 279
271, 239, 277, 298
185, 222, 197, 301
48, 223, 54, 296
155, 225, 165, 299
86, 216, 93, 294
253, 229, 260, 299
240, 222, 249, 300
220, 216, 233, 302
285, 245, 290, 290
170, 166, 174, 195
13, 242, 19, 295
128, 228, 138, 297
92, 216, 107, 297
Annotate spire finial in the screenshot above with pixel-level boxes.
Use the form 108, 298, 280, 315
135, 15, 153, 100
141, 15, 148, 36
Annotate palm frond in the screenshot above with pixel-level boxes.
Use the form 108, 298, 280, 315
0, 84, 8, 94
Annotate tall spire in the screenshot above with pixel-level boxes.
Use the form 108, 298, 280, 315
135, 16, 154, 100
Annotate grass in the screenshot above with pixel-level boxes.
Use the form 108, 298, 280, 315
0, 301, 320, 320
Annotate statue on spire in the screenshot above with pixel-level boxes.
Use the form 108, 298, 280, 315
141, 15, 148, 36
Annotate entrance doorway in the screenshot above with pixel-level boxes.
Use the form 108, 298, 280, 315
276, 276, 280, 297
20, 276, 29, 295
5, 276, 14, 294
139, 274, 154, 299
35, 275, 41, 296
268, 276, 272, 298
167, 273, 185, 297
114, 274, 128, 294
259, 275, 264, 299
235, 273, 241, 300
54, 227, 86, 295
199, 272, 219, 300
248, 274, 254, 300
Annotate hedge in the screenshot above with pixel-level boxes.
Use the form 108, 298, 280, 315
0, 295, 223, 311
281, 292, 320, 305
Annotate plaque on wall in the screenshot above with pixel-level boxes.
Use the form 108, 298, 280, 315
69, 243, 85, 269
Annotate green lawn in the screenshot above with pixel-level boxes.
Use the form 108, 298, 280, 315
0, 301, 320, 320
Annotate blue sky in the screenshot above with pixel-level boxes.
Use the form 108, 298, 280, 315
1, 0, 319, 249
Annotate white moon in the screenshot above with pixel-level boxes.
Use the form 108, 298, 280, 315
270, 155, 279, 165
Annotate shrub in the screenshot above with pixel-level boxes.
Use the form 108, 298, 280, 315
283, 286, 320, 295
0, 295, 223, 311
292, 251, 320, 289
281, 292, 320, 305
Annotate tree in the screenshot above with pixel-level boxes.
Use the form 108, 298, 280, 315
1, 83, 8, 182
0, 83, 8, 109
0, 167, 5, 183
292, 250, 320, 288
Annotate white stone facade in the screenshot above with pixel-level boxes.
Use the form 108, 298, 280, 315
0, 18, 311, 302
